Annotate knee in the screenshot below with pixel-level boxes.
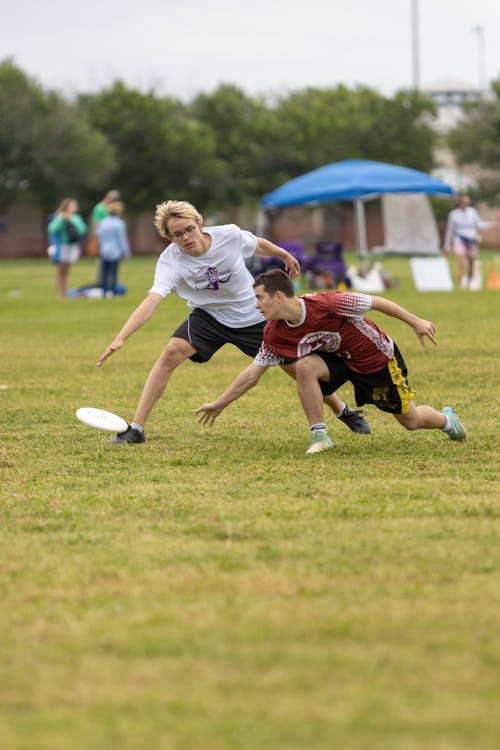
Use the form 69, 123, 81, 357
294, 359, 315, 383
295, 357, 315, 376
158, 339, 191, 369
402, 420, 419, 431
397, 415, 420, 431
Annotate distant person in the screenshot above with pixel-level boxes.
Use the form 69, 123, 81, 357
91, 190, 121, 227
96, 201, 130, 297
442, 194, 490, 289
96, 199, 369, 444
195, 269, 466, 453
47, 198, 87, 298
87, 190, 121, 259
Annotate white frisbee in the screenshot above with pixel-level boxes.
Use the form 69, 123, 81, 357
76, 407, 128, 433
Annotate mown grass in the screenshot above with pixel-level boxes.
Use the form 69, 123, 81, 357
1, 254, 499, 750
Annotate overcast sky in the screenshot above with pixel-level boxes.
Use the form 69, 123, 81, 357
1, 0, 499, 101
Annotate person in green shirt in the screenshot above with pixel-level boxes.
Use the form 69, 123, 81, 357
47, 197, 87, 298
88, 190, 121, 261
91, 190, 121, 226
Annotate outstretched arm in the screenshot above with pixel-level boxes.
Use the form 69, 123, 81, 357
255, 238, 300, 278
96, 292, 163, 366
369, 296, 437, 347
194, 363, 269, 425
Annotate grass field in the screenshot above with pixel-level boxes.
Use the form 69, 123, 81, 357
1, 253, 500, 750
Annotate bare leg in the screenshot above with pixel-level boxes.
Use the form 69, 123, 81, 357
133, 337, 196, 427
393, 401, 446, 431
56, 263, 70, 298
324, 393, 344, 414
293, 355, 332, 427
467, 254, 477, 286
280, 362, 344, 413
456, 253, 467, 288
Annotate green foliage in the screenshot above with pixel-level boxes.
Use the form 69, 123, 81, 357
79, 82, 220, 213
0, 59, 115, 212
190, 84, 283, 207
448, 77, 500, 202
1, 60, 442, 217
449, 82, 500, 169
270, 86, 437, 185
1, 256, 500, 749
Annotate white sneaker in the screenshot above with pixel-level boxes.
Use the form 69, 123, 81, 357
442, 406, 467, 442
306, 431, 334, 454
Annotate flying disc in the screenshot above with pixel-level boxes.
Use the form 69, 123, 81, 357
76, 407, 128, 433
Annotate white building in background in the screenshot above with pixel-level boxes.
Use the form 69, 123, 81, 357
372, 78, 498, 256
423, 77, 488, 134
423, 77, 492, 192
423, 78, 500, 250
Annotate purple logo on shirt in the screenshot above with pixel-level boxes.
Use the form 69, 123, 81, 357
194, 266, 232, 290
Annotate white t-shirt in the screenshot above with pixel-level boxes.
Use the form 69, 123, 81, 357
149, 224, 264, 327
444, 206, 488, 246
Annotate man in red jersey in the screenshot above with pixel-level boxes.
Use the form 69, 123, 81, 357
195, 268, 466, 454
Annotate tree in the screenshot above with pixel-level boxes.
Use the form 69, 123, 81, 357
0, 60, 440, 218
0, 59, 115, 212
268, 85, 437, 189
190, 84, 283, 207
448, 80, 500, 201
79, 83, 220, 214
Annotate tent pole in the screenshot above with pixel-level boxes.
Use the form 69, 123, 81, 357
354, 199, 369, 275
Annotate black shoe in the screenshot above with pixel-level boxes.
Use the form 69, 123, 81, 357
109, 425, 146, 444
338, 406, 371, 434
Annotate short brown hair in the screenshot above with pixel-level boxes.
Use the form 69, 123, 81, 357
57, 197, 78, 213
107, 200, 124, 216
254, 269, 295, 297
105, 190, 121, 202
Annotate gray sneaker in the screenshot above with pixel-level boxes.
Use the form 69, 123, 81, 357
109, 425, 146, 444
442, 407, 467, 442
338, 405, 371, 434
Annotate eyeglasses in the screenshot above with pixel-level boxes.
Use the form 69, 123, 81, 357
171, 224, 197, 241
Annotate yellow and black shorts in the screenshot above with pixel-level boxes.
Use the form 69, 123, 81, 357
317, 343, 416, 415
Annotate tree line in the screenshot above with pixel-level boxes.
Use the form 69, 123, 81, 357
1, 57, 498, 218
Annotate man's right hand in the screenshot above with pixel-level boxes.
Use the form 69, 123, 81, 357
194, 403, 223, 426
96, 340, 123, 367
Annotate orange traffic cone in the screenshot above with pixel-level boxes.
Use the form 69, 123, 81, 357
486, 263, 500, 290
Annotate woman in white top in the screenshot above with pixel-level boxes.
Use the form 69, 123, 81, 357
442, 194, 489, 289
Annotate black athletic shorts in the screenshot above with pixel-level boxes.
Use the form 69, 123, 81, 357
172, 307, 266, 363
316, 343, 416, 414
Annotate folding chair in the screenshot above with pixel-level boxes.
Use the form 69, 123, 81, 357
313, 242, 349, 287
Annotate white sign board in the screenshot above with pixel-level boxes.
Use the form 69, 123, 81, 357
382, 194, 440, 254
410, 257, 454, 291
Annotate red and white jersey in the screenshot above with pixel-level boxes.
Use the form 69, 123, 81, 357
254, 291, 394, 373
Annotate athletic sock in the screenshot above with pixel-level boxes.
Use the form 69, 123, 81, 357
335, 403, 347, 418
310, 422, 327, 434
131, 422, 144, 433
441, 414, 452, 432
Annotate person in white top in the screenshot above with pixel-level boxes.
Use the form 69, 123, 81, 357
96, 199, 370, 443
442, 194, 489, 289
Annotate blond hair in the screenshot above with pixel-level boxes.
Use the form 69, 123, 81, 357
154, 200, 202, 239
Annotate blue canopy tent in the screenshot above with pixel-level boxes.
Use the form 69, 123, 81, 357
261, 159, 453, 272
